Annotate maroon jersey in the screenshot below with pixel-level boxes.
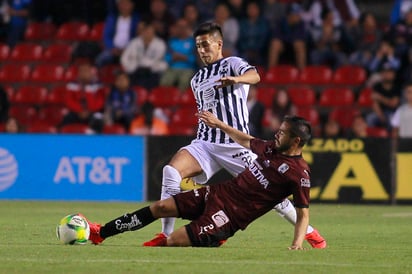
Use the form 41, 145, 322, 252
210, 138, 311, 230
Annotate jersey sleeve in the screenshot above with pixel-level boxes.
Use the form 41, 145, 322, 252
229, 57, 256, 76
250, 138, 273, 156
290, 168, 311, 208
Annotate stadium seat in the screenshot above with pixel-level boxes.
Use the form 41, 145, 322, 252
168, 125, 196, 136
263, 65, 299, 85
26, 121, 57, 133
0, 64, 31, 83
89, 22, 105, 42
10, 43, 43, 62
298, 65, 332, 85
148, 86, 180, 108
38, 105, 67, 126
30, 64, 65, 83
287, 86, 316, 107
99, 64, 122, 84
55, 22, 90, 41
328, 107, 361, 129
256, 87, 277, 108
358, 87, 373, 108
319, 87, 355, 107
333, 65, 366, 86
43, 43, 72, 63
296, 107, 320, 126
3, 85, 14, 98
171, 107, 199, 128
367, 127, 389, 138
24, 22, 56, 41
103, 124, 126, 134
132, 86, 149, 106
255, 65, 266, 79
63, 65, 78, 82
46, 85, 67, 106
0, 43, 10, 61
178, 88, 196, 108
60, 123, 89, 134
11, 86, 48, 106
9, 105, 38, 126
262, 108, 273, 127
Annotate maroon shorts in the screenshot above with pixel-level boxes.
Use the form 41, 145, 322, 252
173, 186, 237, 247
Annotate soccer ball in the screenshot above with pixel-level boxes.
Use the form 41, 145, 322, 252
180, 177, 202, 191
56, 214, 90, 245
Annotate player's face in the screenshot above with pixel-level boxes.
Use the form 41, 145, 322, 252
274, 122, 296, 152
195, 34, 222, 65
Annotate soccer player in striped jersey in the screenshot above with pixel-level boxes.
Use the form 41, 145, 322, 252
144, 22, 326, 248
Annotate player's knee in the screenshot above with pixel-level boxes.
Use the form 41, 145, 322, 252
166, 234, 181, 246
167, 229, 191, 247
151, 200, 170, 216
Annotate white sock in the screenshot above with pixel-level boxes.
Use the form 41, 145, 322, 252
160, 165, 182, 236
273, 199, 314, 234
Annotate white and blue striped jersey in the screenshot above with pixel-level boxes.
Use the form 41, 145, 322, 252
190, 56, 256, 144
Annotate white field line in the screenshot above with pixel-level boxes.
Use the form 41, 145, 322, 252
0, 257, 397, 269
382, 212, 412, 217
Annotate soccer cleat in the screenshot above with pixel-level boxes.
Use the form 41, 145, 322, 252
305, 229, 327, 249
143, 233, 168, 246
218, 239, 227, 246
78, 213, 104, 245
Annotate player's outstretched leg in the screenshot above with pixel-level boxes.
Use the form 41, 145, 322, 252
273, 199, 327, 249
80, 206, 157, 245
143, 165, 182, 246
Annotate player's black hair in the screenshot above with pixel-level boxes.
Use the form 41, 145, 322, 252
193, 22, 223, 39
283, 115, 312, 147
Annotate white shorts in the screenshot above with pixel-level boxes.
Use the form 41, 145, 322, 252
180, 139, 257, 184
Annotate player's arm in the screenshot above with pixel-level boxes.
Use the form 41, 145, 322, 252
197, 110, 253, 149
217, 69, 260, 88
289, 207, 309, 250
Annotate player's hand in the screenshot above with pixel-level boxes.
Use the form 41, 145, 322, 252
196, 110, 222, 128
216, 76, 237, 88
288, 245, 306, 250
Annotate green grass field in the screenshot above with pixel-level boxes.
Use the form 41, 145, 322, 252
0, 201, 411, 274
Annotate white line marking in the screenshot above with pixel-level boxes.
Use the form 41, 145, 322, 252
0, 257, 396, 269
382, 212, 412, 217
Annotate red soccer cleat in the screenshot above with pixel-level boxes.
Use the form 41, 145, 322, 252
305, 229, 327, 249
218, 239, 227, 246
143, 233, 167, 246
78, 213, 104, 245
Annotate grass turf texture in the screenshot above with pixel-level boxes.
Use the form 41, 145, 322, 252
0, 201, 411, 274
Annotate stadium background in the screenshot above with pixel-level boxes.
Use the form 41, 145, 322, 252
0, 0, 411, 203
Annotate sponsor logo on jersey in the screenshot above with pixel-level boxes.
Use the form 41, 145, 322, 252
278, 163, 289, 174
231, 150, 250, 158
212, 210, 229, 228
248, 161, 269, 189
300, 178, 311, 188
218, 60, 229, 76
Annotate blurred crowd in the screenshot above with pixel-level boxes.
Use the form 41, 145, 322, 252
0, 0, 412, 139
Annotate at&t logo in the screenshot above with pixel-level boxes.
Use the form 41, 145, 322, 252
0, 148, 18, 191
53, 156, 130, 184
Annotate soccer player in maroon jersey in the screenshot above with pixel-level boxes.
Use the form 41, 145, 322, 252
84, 114, 315, 249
